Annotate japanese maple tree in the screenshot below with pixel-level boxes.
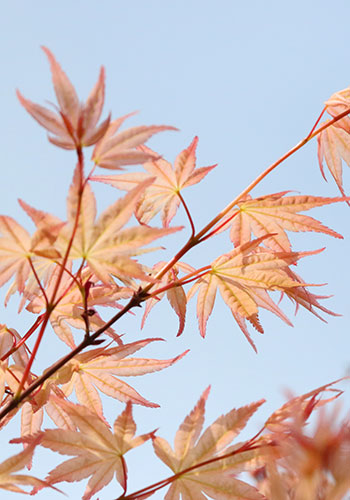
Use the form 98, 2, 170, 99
0, 48, 349, 499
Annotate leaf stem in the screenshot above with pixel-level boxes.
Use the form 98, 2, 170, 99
146, 265, 211, 298
28, 257, 49, 307
177, 191, 195, 238
0, 315, 44, 362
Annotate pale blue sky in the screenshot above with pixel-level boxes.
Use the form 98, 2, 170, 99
1, 2, 350, 499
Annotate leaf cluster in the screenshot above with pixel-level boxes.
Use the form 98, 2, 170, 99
0, 48, 349, 499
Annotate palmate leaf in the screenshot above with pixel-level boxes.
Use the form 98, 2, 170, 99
36, 400, 153, 499
17, 47, 110, 150
92, 136, 216, 226
59, 338, 188, 417
215, 192, 345, 252
0, 199, 64, 307
187, 237, 324, 351
153, 388, 265, 499
57, 168, 182, 285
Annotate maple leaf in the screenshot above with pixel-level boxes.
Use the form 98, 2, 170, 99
92, 136, 216, 226
152, 387, 266, 499
187, 237, 317, 348
92, 114, 177, 170
0, 199, 64, 307
58, 338, 188, 416
215, 192, 345, 252
17, 47, 110, 150
38, 399, 154, 499
57, 169, 182, 284
317, 121, 350, 198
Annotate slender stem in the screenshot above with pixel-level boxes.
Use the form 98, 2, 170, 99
14, 312, 51, 398
305, 106, 326, 140
199, 209, 239, 243
177, 191, 195, 238
0, 315, 44, 362
49, 149, 84, 306
146, 265, 211, 299
28, 257, 49, 307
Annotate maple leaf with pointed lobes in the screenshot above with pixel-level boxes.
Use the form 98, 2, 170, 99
57, 167, 183, 285
215, 192, 346, 253
35, 400, 154, 500
0, 199, 64, 307
187, 236, 323, 350
17, 47, 111, 150
153, 387, 266, 499
92, 136, 216, 226
58, 338, 188, 417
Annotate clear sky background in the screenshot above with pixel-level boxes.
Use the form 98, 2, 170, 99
1, 2, 350, 499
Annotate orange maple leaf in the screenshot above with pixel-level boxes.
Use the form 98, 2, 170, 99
215, 192, 345, 252
57, 169, 183, 285
92, 136, 216, 226
39, 400, 154, 499
58, 338, 188, 416
152, 387, 265, 499
17, 47, 110, 150
187, 237, 325, 351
